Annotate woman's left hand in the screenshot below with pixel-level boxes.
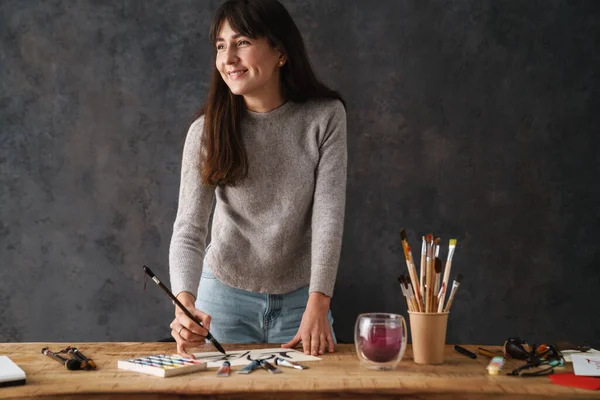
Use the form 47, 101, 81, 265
281, 292, 335, 355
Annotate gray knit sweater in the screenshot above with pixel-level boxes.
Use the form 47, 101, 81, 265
169, 98, 347, 298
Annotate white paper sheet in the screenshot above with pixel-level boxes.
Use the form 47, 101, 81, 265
561, 348, 600, 362
191, 348, 321, 368
572, 354, 600, 376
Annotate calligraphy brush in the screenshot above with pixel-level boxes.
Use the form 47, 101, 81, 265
440, 239, 457, 309
398, 276, 411, 310
400, 228, 422, 311
425, 234, 434, 312
443, 274, 463, 313
143, 266, 227, 355
431, 238, 441, 310
434, 257, 442, 294
398, 275, 413, 311
404, 275, 418, 311
433, 257, 442, 310
436, 282, 447, 313
419, 236, 426, 303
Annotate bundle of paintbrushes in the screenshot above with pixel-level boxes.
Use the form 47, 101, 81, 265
398, 229, 462, 313
41, 346, 97, 371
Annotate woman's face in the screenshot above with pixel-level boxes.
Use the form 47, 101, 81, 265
215, 20, 286, 101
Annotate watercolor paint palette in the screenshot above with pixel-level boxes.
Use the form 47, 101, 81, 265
118, 354, 207, 377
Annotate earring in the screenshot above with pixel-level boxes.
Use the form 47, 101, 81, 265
279, 61, 284, 66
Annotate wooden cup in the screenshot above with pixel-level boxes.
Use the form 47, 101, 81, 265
408, 311, 449, 364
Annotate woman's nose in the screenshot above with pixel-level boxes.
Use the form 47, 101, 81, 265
225, 47, 238, 64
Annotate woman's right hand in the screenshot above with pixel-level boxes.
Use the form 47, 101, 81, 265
169, 291, 212, 359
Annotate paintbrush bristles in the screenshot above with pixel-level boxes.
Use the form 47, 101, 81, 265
439, 238, 457, 312
419, 236, 426, 305
405, 276, 418, 312
399, 229, 410, 261
399, 229, 422, 312
399, 230, 410, 260
398, 275, 413, 311
434, 258, 442, 273
443, 274, 463, 313
425, 234, 434, 312
434, 258, 442, 309
436, 282, 447, 313
405, 276, 419, 311
400, 228, 408, 241
399, 231, 460, 314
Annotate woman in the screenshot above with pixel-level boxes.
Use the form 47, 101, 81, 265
169, 0, 347, 358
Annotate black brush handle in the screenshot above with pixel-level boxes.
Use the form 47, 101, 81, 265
454, 345, 477, 359
143, 266, 226, 355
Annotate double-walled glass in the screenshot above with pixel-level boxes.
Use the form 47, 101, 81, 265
354, 313, 407, 370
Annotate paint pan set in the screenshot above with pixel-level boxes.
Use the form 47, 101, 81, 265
117, 354, 207, 377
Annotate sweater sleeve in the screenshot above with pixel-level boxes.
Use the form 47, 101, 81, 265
169, 117, 215, 298
309, 100, 348, 297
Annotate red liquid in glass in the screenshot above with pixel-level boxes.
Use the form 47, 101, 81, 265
359, 323, 402, 363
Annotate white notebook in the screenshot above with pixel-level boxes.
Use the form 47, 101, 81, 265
0, 356, 26, 387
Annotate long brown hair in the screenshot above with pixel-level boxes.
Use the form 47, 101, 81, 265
197, 0, 345, 186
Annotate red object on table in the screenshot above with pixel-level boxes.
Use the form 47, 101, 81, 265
549, 373, 600, 390
359, 324, 403, 363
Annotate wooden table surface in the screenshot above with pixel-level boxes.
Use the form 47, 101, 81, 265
0, 342, 598, 399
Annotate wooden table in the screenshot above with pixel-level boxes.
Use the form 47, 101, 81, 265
0, 343, 598, 399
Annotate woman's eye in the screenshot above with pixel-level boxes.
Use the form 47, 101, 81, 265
238, 40, 250, 46
216, 44, 225, 51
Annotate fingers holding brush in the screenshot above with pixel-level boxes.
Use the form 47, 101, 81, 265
171, 322, 205, 359
171, 311, 210, 340
170, 308, 212, 359
171, 292, 211, 338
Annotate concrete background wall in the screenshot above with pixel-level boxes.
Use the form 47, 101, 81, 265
1, 0, 599, 347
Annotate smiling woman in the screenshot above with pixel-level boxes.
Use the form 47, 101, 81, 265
215, 21, 286, 109
168, 0, 348, 359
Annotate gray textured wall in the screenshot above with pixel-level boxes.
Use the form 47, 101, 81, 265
1, 0, 599, 348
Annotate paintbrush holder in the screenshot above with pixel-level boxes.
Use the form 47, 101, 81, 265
408, 311, 449, 364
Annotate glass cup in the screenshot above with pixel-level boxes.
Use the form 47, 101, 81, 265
354, 313, 407, 370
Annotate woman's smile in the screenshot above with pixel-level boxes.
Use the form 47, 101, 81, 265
227, 69, 248, 80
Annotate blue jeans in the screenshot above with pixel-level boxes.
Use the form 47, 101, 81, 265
196, 261, 336, 344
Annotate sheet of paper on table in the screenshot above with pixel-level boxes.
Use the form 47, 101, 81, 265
562, 348, 600, 362
572, 354, 600, 377
191, 348, 321, 368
